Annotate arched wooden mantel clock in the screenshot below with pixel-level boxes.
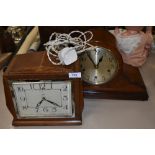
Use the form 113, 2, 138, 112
79, 28, 148, 100
3, 52, 84, 126
38, 27, 148, 100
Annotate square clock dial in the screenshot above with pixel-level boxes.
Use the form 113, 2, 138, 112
11, 81, 74, 118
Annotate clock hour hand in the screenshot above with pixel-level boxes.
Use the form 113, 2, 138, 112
35, 99, 44, 112
42, 97, 61, 107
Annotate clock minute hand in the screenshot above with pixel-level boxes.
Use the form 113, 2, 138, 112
42, 97, 61, 107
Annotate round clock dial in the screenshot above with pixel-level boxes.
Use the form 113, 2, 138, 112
11, 81, 74, 118
80, 47, 119, 85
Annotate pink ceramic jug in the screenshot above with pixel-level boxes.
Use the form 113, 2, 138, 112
114, 26, 153, 67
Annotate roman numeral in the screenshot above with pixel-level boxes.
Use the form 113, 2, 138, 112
17, 87, 24, 92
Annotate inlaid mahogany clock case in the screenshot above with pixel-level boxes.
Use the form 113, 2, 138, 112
3, 52, 84, 126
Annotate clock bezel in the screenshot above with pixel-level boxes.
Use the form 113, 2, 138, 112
10, 80, 75, 119
80, 46, 121, 85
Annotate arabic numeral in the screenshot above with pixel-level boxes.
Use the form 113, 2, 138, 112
39, 83, 46, 90
63, 95, 68, 101
43, 107, 49, 112
65, 105, 68, 110
63, 105, 68, 110
63, 85, 68, 91
52, 107, 57, 112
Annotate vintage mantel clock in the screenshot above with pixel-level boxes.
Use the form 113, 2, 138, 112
3, 51, 84, 126
79, 29, 123, 85
38, 27, 148, 100
79, 28, 148, 100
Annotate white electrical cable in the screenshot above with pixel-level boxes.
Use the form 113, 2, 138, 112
44, 30, 96, 65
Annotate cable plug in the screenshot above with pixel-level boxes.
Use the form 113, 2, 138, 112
58, 47, 78, 65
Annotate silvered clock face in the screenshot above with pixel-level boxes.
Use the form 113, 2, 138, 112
80, 47, 119, 85
11, 81, 74, 118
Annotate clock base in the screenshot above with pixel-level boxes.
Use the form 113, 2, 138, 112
83, 63, 148, 101
12, 118, 82, 126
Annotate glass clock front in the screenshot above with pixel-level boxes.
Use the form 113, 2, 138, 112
80, 47, 119, 85
11, 81, 74, 118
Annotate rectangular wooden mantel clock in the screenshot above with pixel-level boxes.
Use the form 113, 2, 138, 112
3, 51, 84, 126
